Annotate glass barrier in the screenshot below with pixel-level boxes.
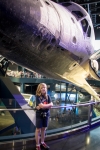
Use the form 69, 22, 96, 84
0, 98, 36, 109
0, 99, 99, 139
49, 104, 89, 130
92, 101, 100, 120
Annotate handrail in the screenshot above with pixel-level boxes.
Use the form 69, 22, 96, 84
0, 100, 99, 111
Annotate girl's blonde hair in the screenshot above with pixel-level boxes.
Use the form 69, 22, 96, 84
36, 83, 48, 99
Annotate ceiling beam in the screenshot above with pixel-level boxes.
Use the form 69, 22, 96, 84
80, 1, 100, 6
91, 12, 100, 15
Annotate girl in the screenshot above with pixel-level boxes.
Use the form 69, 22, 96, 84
35, 83, 53, 150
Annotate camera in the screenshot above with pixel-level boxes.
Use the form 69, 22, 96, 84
40, 112, 47, 118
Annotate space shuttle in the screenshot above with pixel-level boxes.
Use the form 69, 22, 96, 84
0, 0, 100, 100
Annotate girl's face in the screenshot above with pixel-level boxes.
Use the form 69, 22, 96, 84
41, 85, 47, 94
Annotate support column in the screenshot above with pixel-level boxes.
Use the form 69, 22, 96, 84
20, 83, 25, 93
60, 81, 61, 104
31, 85, 32, 94
22, 67, 25, 72
87, 4, 90, 15
50, 83, 55, 100
65, 83, 69, 104
75, 90, 78, 115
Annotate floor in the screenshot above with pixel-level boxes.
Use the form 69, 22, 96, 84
30, 125, 100, 150
1, 124, 100, 150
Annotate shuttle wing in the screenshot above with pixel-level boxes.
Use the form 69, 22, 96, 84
57, 59, 100, 101
67, 76, 99, 100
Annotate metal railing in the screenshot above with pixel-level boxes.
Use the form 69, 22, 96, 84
0, 100, 99, 111
0, 100, 100, 141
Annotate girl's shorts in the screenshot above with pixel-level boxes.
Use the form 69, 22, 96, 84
36, 115, 49, 128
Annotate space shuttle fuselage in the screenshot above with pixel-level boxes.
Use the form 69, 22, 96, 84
0, 0, 100, 100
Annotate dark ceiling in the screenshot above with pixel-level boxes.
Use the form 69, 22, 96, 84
52, 0, 100, 39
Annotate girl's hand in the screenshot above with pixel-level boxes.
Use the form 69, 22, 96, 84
50, 102, 53, 107
36, 105, 40, 110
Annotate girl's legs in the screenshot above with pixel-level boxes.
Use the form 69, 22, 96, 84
35, 128, 41, 145
41, 127, 46, 143
40, 127, 49, 149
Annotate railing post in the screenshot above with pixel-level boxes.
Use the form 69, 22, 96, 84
88, 103, 93, 126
